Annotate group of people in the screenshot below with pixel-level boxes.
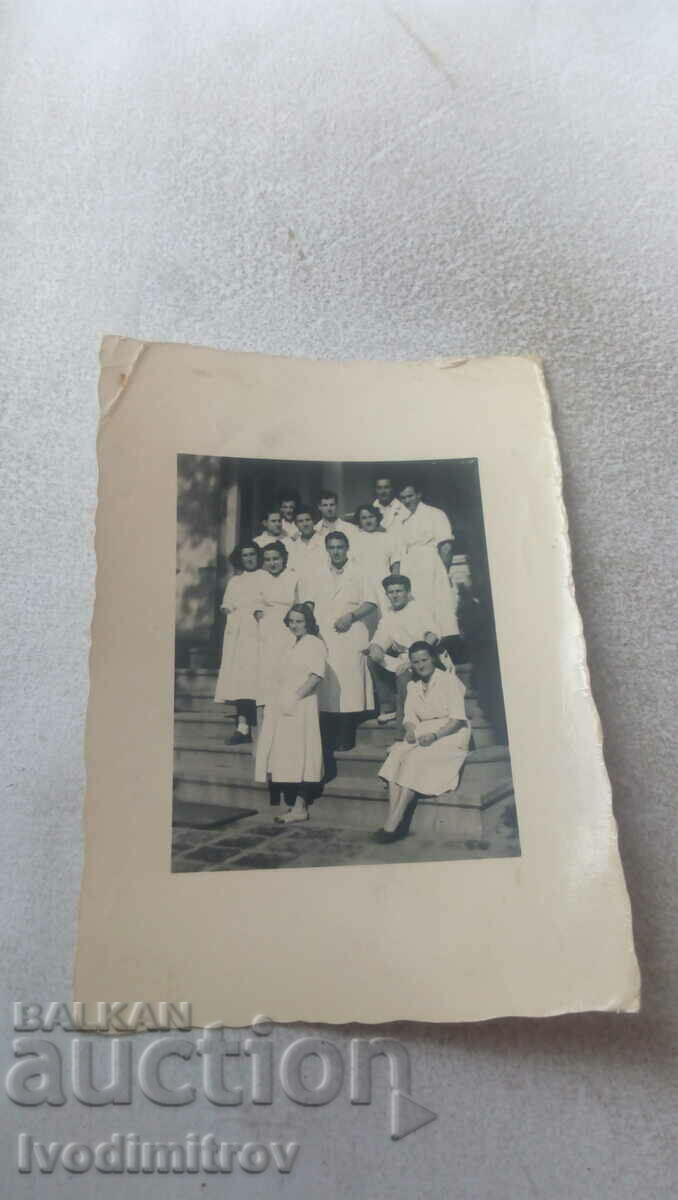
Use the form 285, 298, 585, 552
214, 476, 470, 841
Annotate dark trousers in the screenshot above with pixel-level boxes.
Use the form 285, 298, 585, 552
269, 782, 313, 807
235, 700, 257, 726
440, 635, 467, 665
367, 657, 411, 721
319, 711, 357, 754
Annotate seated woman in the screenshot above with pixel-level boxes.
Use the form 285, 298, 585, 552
255, 603, 327, 824
254, 541, 299, 712
371, 641, 470, 843
214, 541, 264, 744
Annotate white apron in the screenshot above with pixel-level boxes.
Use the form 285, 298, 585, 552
350, 529, 397, 632
255, 635, 327, 783
302, 560, 375, 713
371, 597, 442, 673
397, 502, 459, 637
214, 570, 265, 702
379, 669, 470, 795
255, 568, 298, 705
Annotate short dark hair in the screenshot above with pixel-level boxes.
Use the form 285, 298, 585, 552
229, 541, 262, 571
325, 530, 349, 548
399, 480, 422, 496
318, 489, 338, 504
295, 507, 316, 522
382, 574, 411, 592
408, 639, 445, 672
277, 488, 301, 507
262, 508, 282, 523
284, 602, 319, 637
354, 502, 383, 526
262, 540, 289, 567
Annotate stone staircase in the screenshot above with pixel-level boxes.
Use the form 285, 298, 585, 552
173, 666, 514, 842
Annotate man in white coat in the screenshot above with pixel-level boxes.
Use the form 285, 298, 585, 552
397, 482, 461, 644
278, 490, 301, 541
254, 509, 292, 553
289, 507, 325, 573
314, 490, 356, 541
367, 574, 442, 725
373, 476, 406, 532
298, 530, 377, 751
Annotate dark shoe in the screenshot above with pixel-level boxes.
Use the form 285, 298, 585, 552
369, 796, 418, 843
228, 731, 251, 745
370, 827, 408, 844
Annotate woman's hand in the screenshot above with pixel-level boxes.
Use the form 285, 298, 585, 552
417, 732, 437, 747
404, 726, 417, 744
334, 613, 354, 633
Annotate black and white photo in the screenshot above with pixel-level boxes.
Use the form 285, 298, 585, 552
173, 455, 517, 871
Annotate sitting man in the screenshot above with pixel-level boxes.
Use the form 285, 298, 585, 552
367, 574, 442, 725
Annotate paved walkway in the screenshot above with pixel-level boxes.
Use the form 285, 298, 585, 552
172, 797, 519, 872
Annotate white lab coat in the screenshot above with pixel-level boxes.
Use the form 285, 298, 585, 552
373, 497, 406, 532
301, 559, 376, 713
314, 517, 358, 551
254, 568, 298, 705
396, 502, 459, 636
214, 569, 265, 702
281, 518, 299, 541
288, 532, 325, 575
379, 669, 470, 795
255, 634, 327, 783
349, 528, 398, 630
254, 531, 292, 552
371, 597, 441, 673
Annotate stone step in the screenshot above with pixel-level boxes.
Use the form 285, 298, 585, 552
173, 742, 511, 805
174, 708, 494, 745
175, 662, 474, 699
172, 770, 514, 841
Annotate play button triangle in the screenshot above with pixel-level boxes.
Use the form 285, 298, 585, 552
390, 1090, 438, 1140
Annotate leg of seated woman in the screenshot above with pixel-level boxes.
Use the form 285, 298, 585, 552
383, 781, 416, 833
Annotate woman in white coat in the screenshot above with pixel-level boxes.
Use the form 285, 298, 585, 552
254, 541, 299, 710
255, 603, 327, 823
371, 641, 470, 842
214, 542, 265, 744
350, 503, 400, 632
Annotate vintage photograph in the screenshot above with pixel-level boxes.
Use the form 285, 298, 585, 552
172, 455, 517, 871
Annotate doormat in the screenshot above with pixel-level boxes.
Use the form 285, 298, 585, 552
172, 801, 258, 829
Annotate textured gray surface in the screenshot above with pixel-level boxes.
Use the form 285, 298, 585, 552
1, 1, 676, 1195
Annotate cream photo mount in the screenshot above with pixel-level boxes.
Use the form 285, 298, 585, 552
75, 337, 639, 1026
